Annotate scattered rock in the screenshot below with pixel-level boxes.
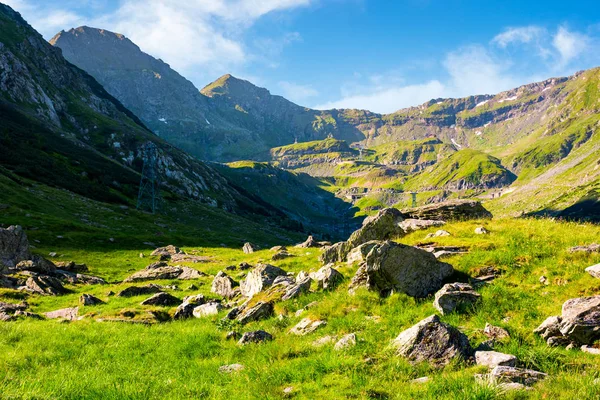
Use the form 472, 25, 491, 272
55, 261, 88, 272
349, 241, 454, 298
296, 236, 321, 248
45, 307, 79, 321
124, 265, 204, 282
585, 263, 600, 279
0, 225, 32, 270
392, 315, 472, 366
483, 323, 510, 341
272, 275, 295, 287
270, 245, 287, 252
226, 331, 241, 340
568, 244, 600, 253
399, 219, 446, 233
225, 265, 236, 271
334, 333, 357, 351
193, 302, 223, 318
581, 345, 600, 355
290, 318, 327, 335
173, 294, 206, 319
53, 270, 107, 285
117, 284, 162, 297
411, 377, 431, 384
79, 293, 103, 306
0, 312, 15, 321
488, 366, 547, 386
239, 262, 253, 270
240, 263, 287, 297
211, 271, 239, 299
539, 275, 549, 285
151, 245, 184, 259
243, 242, 257, 254
474, 226, 489, 235
433, 283, 481, 315
310, 265, 344, 290
403, 200, 493, 221
14, 255, 56, 274
140, 292, 181, 306
346, 241, 380, 265
25, 275, 67, 295
236, 301, 274, 324
237, 330, 273, 345
312, 335, 336, 347
14, 310, 44, 320
272, 251, 294, 261
475, 351, 517, 368
295, 301, 319, 317
425, 230, 451, 239
219, 364, 245, 373
534, 296, 600, 346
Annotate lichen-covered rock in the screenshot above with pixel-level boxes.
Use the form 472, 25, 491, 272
346, 241, 380, 265
392, 315, 472, 366
236, 301, 274, 325
272, 251, 294, 261
399, 219, 445, 233
585, 263, 600, 279
151, 245, 184, 258
403, 200, 492, 221
173, 294, 206, 319
310, 265, 344, 290
488, 366, 547, 386
349, 241, 454, 298
240, 263, 287, 297
0, 225, 31, 270
124, 266, 203, 282
475, 351, 517, 368
45, 307, 79, 320
474, 226, 489, 235
483, 323, 510, 341
140, 292, 181, 306
568, 244, 600, 253
433, 283, 481, 315
237, 330, 273, 345
211, 271, 239, 299
334, 333, 357, 351
219, 363, 245, 373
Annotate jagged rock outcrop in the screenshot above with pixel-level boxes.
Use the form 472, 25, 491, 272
211, 271, 239, 299
236, 301, 274, 324
25, 275, 67, 296
281, 275, 312, 301
240, 263, 287, 297
534, 296, 600, 346
403, 200, 492, 221
349, 241, 454, 298
173, 294, 206, 320
393, 315, 472, 366
309, 265, 344, 290
243, 242, 257, 254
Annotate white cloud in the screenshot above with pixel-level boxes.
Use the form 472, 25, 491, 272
553, 26, 589, 66
278, 81, 319, 103
492, 26, 545, 48
3, 0, 84, 37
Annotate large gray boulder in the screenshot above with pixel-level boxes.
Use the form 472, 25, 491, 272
320, 208, 405, 263
346, 241, 380, 265
173, 294, 206, 319
282, 275, 312, 301
403, 200, 492, 221
124, 265, 203, 282
349, 241, 454, 298
240, 263, 287, 297
25, 275, 67, 296
475, 351, 517, 368
585, 263, 600, 279
14, 255, 56, 274
393, 315, 472, 366
211, 271, 239, 299
534, 296, 600, 346
433, 283, 481, 315
0, 225, 32, 270
310, 265, 343, 290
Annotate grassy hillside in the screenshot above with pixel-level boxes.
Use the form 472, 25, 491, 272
1, 216, 600, 399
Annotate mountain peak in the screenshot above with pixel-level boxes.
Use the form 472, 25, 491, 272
50, 26, 130, 47
201, 74, 265, 98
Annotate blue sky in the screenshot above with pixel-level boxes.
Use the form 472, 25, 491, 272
5, 0, 600, 113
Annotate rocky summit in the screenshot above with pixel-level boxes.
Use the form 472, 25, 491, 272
0, 1, 599, 399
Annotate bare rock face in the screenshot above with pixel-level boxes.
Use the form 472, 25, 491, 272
392, 315, 472, 366
310, 265, 344, 290
240, 263, 287, 297
211, 271, 239, 299
534, 296, 600, 346
236, 301, 274, 324
173, 294, 206, 319
320, 208, 405, 264
433, 283, 481, 315
403, 200, 492, 221
193, 302, 223, 318
237, 330, 273, 345
0, 225, 32, 270
243, 242, 257, 254
79, 293, 104, 306
140, 292, 181, 306
475, 351, 517, 368
25, 275, 67, 295
349, 241, 454, 298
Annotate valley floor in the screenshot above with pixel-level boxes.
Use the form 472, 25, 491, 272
1, 218, 600, 399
